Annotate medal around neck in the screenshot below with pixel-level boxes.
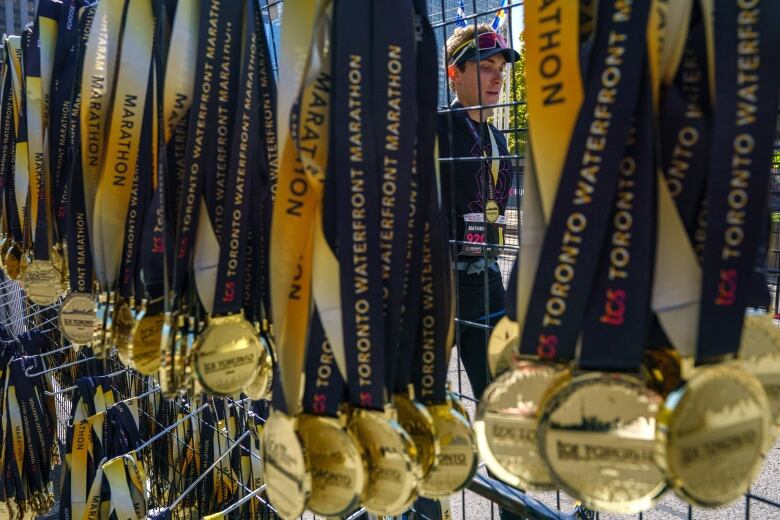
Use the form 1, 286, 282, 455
263, 410, 311, 520
739, 312, 780, 426
59, 292, 97, 345
21, 259, 62, 305
475, 359, 570, 490
418, 400, 478, 498
655, 362, 771, 507
348, 407, 421, 516
538, 372, 666, 513
393, 391, 439, 478
192, 313, 263, 396
298, 413, 367, 517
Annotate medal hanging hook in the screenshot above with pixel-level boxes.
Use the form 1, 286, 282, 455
22, 352, 100, 378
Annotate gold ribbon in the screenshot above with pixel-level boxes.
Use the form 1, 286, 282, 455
270, 0, 329, 413
518, 0, 583, 334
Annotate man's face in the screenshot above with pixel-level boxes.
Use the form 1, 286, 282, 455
451, 54, 506, 110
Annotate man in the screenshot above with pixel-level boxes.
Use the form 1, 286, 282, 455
438, 24, 519, 400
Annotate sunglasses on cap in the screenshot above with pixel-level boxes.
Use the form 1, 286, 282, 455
448, 31, 510, 66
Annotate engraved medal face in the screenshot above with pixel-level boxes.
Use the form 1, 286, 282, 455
538, 373, 666, 514
418, 402, 478, 498
130, 312, 165, 375
242, 332, 275, 401
475, 360, 570, 490
21, 260, 62, 306
393, 393, 439, 477
298, 414, 366, 517
348, 408, 420, 516
739, 312, 780, 426
192, 314, 262, 396
59, 292, 96, 345
656, 363, 771, 507
263, 410, 311, 520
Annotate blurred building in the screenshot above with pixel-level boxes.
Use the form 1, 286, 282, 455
2, 0, 36, 38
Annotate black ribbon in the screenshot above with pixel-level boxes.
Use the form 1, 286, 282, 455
695, 0, 780, 362
580, 76, 655, 372
333, 0, 386, 411
519, 0, 651, 362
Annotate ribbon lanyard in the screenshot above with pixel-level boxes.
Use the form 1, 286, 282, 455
24, 16, 49, 261
695, 0, 780, 363
519, 0, 651, 363
9, 34, 30, 253
660, 4, 711, 243
269, 0, 324, 414
90, 0, 154, 294
394, 0, 436, 396
370, 0, 417, 397
171, 0, 230, 306
413, 176, 455, 404
49, 0, 81, 243
579, 75, 656, 372
194, 0, 248, 318
302, 312, 345, 417
333, 0, 385, 411
0, 58, 14, 236
407, 0, 449, 403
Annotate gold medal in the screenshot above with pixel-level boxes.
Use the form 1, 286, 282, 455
50, 243, 66, 281
393, 390, 439, 477
113, 299, 136, 367
58, 292, 96, 345
263, 410, 311, 520
538, 373, 666, 513
0, 500, 9, 520
20, 259, 62, 305
242, 330, 274, 401
474, 360, 570, 490
655, 362, 771, 507
418, 400, 478, 498
348, 407, 421, 516
739, 312, 780, 426
485, 199, 500, 224
128, 307, 165, 376
298, 413, 367, 517
487, 316, 519, 377
3, 242, 21, 280
192, 313, 263, 396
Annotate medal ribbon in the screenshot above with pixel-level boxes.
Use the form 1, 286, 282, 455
371, 0, 417, 393
269, 0, 323, 414
302, 311, 345, 417
580, 76, 656, 372
207, 0, 261, 317
25, 19, 49, 259
517, 0, 583, 336
394, 0, 436, 395
519, 0, 651, 362
333, 0, 386, 410
92, 0, 154, 290
695, 0, 780, 362
79, 0, 125, 276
